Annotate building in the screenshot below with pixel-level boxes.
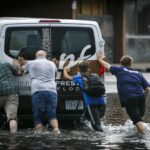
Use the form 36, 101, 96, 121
1, 0, 150, 63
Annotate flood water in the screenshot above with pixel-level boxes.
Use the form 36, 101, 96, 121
1, 81, 150, 150
1, 120, 150, 150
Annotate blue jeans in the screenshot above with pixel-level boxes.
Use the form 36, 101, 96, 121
32, 91, 57, 126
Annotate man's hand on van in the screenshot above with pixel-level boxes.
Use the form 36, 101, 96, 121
18, 57, 27, 66
97, 52, 105, 60
52, 58, 59, 67
97, 52, 111, 71
12, 59, 23, 76
12, 59, 19, 65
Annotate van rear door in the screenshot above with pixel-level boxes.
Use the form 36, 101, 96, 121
50, 24, 98, 116
3, 23, 103, 120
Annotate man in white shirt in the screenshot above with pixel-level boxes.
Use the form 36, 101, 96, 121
18, 50, 60, 134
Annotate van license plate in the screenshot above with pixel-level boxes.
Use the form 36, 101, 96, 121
65, 100, 83, 110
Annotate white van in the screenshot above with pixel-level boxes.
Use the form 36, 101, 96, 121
0, 17, 105, 122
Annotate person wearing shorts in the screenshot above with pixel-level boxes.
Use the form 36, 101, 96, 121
124, 96, 146, 125
0, 62, 19, 133
32, 91, 57, 128
98, 53, 150, 134
18, 50, 60, 134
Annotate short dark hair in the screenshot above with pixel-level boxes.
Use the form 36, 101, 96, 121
120, 55, 133, 67
18, 46, 42, 60
78, 61, 90, 73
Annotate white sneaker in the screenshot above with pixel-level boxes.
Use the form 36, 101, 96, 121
52, 128, 61, 135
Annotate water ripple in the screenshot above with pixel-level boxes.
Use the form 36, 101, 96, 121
1, 120, 150, 150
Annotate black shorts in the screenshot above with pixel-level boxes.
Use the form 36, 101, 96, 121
124, 95, 145, 124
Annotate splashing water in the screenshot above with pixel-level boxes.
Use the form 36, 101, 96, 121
1, 120, 150, 150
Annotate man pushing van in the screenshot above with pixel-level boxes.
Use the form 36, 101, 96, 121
97, 52, 150, 134
0, 60, 20, 133
18, 50, 60, 134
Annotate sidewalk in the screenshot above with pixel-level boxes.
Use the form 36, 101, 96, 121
112, 63, 150, 72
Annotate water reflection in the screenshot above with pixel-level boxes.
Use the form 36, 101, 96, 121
0, 120, 150, 150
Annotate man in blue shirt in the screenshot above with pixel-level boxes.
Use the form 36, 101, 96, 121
63, 61, 106, 132
98, 53, 150, 134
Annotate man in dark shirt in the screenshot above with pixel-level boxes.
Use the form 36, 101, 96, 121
0, 61, 20, 133
97, 53, 150, 134
64, 61, 106, 132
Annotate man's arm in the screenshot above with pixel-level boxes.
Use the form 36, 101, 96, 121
63, 66, 72, 80
17, 57, 28, 74
97, 53, 111, 71
145, 87, 150, 101
52, 58, 59, 68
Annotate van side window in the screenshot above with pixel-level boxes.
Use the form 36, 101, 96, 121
51, 27, 95, 60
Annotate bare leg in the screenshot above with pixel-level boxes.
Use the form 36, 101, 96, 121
50, 119, 58, 128
34, 123, 44, 134
136, 121, 145, 134
9, 120, 17, 133
35, 123, 44, 130
5, 94, 19, 133
50, 119, 60, 134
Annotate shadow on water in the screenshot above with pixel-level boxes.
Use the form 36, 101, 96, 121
1, 120, 150, 150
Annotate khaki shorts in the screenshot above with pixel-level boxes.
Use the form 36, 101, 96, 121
0, 94, 19, 122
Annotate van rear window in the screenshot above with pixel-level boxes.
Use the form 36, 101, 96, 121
5, 26, 95, 60
51, 27, 95, 60
5, 27, 46, 59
